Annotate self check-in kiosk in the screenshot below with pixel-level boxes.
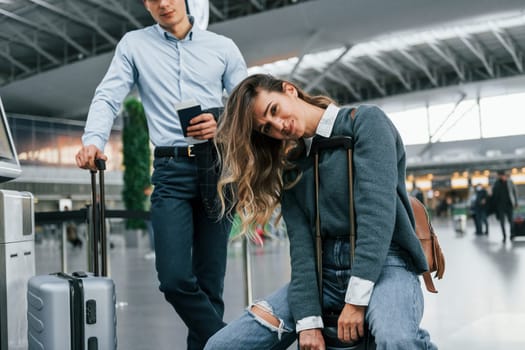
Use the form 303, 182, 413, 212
0, 96, 35, 350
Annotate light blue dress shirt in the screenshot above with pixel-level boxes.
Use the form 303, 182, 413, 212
82, 20, 247, 150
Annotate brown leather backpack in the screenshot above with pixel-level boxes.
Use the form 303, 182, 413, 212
409, 196, 445, 293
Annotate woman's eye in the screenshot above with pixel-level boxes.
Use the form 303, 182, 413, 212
262, 123, 271, 134
270, 105, 277, 115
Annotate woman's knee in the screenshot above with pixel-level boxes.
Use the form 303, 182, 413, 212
374, 333, 434, 350
204, 305, 290, 350
207, 301, 295, 348
372, 322, 421, 349
375, 337, 415, 349
204, 331, 230, 350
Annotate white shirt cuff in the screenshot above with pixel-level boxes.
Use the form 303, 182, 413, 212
345, 276, 374, 306
82, 135, 106, 152
296, 316, 324, 332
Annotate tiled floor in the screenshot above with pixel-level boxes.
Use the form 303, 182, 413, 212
34, 215, 525, 349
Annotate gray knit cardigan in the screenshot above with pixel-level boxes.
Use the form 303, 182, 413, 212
282, 105, 428, 322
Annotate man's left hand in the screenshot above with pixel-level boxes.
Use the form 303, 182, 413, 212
186, 113, 217, 140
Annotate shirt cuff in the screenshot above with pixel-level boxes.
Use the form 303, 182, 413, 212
296, 316, 324, 333
345, 276, 374, 306
82, 135, 106, 152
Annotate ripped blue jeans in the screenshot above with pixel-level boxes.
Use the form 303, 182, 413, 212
205, 245, 437, 350
204, 285, 296, 350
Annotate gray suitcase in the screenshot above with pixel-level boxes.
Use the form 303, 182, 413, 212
27, 160, 117, 350
27, 272, 116, 350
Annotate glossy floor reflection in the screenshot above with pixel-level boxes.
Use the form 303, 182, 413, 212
34, 216, 525, 349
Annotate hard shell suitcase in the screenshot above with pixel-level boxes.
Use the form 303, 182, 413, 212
27, 160, 117, 350
27, 272, 116, 350
453, 214, 466, 234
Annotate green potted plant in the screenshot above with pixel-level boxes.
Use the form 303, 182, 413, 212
122, 97, 151, 230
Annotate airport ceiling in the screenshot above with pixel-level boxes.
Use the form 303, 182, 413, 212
0, 0, 525, 118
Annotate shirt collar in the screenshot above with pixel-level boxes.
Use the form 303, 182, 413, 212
305, 104, 340, 156
155, 15, 195, 41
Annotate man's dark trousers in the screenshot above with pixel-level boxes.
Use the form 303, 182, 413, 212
496, 205, 513, 240
150, 151, 230, 350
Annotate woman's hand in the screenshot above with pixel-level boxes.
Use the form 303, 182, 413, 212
299, 328, 325, 350
338, 303, 366, 343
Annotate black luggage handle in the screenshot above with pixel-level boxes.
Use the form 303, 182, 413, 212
312, 135, 375, 348
90, 159, 108, 277
311, 136, 353, 155
313, 136, 355, 298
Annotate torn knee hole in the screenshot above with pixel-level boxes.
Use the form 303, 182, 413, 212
251, 304, 280, 327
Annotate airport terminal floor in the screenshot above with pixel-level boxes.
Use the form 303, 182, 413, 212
35, 215, 525, 350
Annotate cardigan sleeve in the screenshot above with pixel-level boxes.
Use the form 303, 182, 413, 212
349, 105, 400, 283
282, 188, 323, 322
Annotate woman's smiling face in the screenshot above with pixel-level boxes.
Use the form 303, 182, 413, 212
252, 83, 307, 140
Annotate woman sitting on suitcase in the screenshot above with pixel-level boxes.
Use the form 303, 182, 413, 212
205, 74, 437, 350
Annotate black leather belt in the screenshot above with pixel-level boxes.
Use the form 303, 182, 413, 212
154, 146, 195, 158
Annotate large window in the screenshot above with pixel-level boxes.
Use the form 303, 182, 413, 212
386, 92, 525, 145
480, 92, 525, 138
7, 116, 123, 171
389, 108, 429, 145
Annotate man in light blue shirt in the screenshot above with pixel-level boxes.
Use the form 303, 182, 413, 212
75, 1, 247, 349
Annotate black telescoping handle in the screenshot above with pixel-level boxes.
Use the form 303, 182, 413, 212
310, 136, 353, 155
312, 135, 355, 307
90, 159, 108, 277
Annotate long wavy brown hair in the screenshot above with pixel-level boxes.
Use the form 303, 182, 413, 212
215, 74, 335, 236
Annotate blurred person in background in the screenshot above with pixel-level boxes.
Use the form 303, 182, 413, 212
472, 184, 489, 235
491, 170, 518, 242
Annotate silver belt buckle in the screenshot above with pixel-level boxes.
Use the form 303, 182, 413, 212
187, 145, 195, 157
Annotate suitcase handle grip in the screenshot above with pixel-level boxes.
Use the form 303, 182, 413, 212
90, 158, 106, 174
95, 158, 106, 171
311, 136, 353, 154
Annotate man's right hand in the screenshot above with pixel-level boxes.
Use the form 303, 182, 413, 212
75, 144, 107, 171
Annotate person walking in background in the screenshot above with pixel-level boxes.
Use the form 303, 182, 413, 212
206, 74, 436, 350
472, 184, 489, 235
491, 170, 518, 242
64, 205, 82, 248
75, 0, 247, 348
